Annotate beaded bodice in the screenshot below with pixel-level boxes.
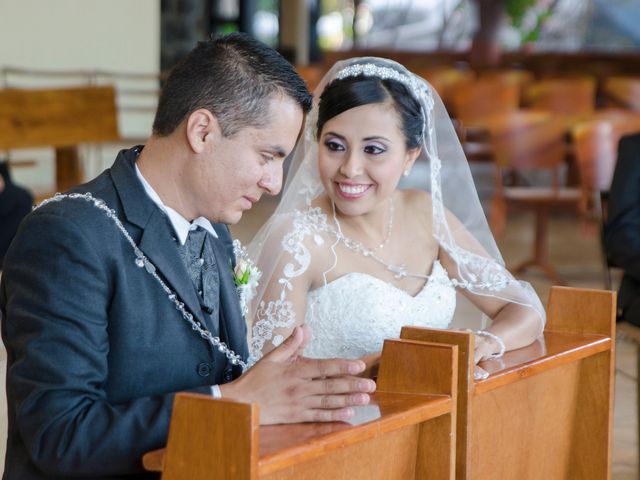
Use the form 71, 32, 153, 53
303, 260, 455, 359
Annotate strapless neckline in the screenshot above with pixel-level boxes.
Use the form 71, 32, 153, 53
304, 259, 456, 359
311, 259, 450, 299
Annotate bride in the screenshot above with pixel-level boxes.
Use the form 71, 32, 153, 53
245, 57, 544, 377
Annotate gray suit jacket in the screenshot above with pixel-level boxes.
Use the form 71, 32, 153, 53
1, 147, 248, 479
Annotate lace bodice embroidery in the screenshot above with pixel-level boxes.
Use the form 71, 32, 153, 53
249, 206, 456, 363
304, 261, 455, 359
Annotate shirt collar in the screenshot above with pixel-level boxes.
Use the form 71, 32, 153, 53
134, 163, 218, 245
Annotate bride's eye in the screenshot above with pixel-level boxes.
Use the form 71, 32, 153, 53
324, 139, 345, 152
364, 144, 386, 155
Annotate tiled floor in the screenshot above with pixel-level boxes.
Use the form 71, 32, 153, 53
0, 199, 637, 477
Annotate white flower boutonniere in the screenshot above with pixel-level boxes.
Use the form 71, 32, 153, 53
232, 239, 262, 317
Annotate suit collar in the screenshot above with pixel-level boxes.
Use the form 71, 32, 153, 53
110, 146, 156, 230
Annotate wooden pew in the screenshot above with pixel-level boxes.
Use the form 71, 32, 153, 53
401, 286, 615, 479
0, 86, 119, 192
143, 340, 458, 479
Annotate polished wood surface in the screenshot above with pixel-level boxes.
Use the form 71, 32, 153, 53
402, 286, 615, 479
398, 329, 473, 478
161, 395, 259, 480
0, 86, 119, 192
144, 340, 458, 479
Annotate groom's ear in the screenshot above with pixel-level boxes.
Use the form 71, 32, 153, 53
185, 108, 222, 154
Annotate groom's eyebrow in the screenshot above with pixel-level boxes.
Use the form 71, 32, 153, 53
264, 144, 288, 158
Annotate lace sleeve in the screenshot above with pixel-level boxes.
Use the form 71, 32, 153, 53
247, 208, 333, 365
437, 206, 546, 334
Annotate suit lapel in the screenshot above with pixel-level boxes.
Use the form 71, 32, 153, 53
110, 148, 208, 329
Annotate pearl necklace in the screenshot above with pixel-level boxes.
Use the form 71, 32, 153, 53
372, 197, 394, 251
35, 192, 248, 371
330, 199, 427, 280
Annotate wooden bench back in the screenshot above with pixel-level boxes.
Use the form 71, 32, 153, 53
0, 86, 119, 150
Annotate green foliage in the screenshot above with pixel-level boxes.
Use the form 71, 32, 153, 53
505, 0, 552, 44
505, 0, 536, 29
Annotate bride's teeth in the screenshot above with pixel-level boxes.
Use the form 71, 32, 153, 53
339, 184, 367, 195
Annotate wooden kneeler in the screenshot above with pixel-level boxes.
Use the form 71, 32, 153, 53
401, 286, 616, 480
144, 339, 459, 479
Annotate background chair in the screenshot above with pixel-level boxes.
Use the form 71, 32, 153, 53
487, 110, 580, 284
601, 76, 640, 111
449, 77, 521, 163
523, 77, 597, 119
294, 65, 324, 92
416, 66, 475, 113
479, 68, 535, 98
572, 116, 640, 289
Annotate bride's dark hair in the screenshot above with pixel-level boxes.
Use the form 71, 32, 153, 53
316, 75, 423, 149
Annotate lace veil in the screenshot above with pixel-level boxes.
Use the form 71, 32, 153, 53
246, 57, 545, 361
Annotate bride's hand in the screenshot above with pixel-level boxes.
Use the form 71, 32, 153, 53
220, 325, 376, 425
472, 332, 506, 380
473, 334, 502, 364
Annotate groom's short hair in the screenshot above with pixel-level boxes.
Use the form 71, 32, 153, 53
152, 33, 312, 137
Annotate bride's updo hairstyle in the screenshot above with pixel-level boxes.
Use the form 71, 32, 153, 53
316, 76, 424, 150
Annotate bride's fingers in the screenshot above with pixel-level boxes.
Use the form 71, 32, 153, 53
474, 366, 489, 380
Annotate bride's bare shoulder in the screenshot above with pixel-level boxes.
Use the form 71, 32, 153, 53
398, 189, 432, 215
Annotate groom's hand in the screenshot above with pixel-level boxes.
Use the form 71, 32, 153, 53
219, 325, 376, 425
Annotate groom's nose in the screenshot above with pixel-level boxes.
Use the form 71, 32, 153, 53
258, 163, 283, 196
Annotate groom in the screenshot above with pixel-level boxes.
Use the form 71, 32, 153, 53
0, 34, 375, 479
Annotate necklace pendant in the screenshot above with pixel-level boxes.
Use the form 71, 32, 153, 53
389, 264, 407, 279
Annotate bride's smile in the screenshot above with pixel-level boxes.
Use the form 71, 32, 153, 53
318, 101, 420, 219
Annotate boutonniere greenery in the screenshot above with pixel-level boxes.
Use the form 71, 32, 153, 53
232, 239, 262, 317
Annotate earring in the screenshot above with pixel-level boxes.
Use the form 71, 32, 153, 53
403, 169, 410, 177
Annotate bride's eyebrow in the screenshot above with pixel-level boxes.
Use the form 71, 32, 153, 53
322, 132, 391, 143
322, 131, 345, 140
363, 135, 392, 142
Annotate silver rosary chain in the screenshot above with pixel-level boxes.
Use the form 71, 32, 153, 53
36, 192, 248, 371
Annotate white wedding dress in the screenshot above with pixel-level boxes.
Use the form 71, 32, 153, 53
249, 206, 457, 362
304, 262, 455, 359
